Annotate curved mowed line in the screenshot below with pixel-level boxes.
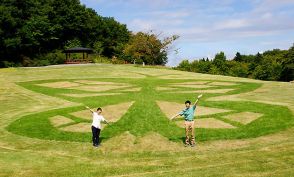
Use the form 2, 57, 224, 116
6, 77, 294, 142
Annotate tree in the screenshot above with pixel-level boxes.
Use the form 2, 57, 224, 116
174, 45, 294, 82
192, 60, 212, 73
212, 51, 227, 74
209, 65, 221, 75
227, 61, 248, 77
93, 41, 103, 57
123, 31, 179, 65
281, 44, 294, 81
177, 60, 191, 71
242, 55, 255, 63
64, 39, 81, 49
248, 52, 264, 76
99, 17, 130, 58
213, 52, 226, 65
252, 61, 283, 81
255, 52, 263, 64
233, 52, 242, 62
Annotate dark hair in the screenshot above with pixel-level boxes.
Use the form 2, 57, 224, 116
97, 107, 102, 111
185, 100, 191, 104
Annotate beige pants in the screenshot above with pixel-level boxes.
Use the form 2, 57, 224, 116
185, 121, 195, 145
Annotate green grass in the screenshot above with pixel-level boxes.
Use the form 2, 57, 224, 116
0, 64, 293, 177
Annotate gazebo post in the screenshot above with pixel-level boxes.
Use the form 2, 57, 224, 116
63, 47, 93, 64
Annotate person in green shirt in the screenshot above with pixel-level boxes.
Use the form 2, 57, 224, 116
170, 94, 203, 147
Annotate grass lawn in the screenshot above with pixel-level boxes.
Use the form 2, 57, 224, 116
0, 64, 293, 176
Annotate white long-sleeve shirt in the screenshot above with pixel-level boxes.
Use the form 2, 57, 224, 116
92, 112, 105, 129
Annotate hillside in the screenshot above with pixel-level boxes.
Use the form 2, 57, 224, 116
0, 64, 293, 176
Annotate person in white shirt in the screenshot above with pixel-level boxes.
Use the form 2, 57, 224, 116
85, 106, 109, 147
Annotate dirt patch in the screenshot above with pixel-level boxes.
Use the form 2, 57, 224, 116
74, 80, 122, 85
223, 112, 263, 125
196, 106, 231, 116
171, 84, 212, 89
62, 93, 122, 98
207, 94, 290, 107
207, 82, 294, 110
60, 123, 91, 132
70, 101, 134, 122
175, 118, 236, 129
100, 132, 183, 152
103, 101, 134, 122
156, 101, 231, 118
100, 131, 136, 153
171, 89, 234, 94
50, 116, 74, 127
156, 101, 184, 118
70, 110, 94, 120
207, 94, 243, 102
208, 82, 237, 86
71, 85, 130, 92
134, 132, 183, 151
37, 81, 80, 88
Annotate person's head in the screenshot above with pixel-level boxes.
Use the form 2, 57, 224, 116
185, 100, 191, 108
97, 107, 102, 114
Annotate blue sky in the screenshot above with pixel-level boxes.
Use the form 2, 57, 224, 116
80, 0, 294, 66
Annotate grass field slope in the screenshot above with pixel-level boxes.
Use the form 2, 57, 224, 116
0, 64, 293, 177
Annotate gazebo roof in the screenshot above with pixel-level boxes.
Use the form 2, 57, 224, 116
64, 47, 93, 53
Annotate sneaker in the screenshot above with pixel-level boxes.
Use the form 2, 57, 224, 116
191, 144, 195, 147
184, 143, 190, 147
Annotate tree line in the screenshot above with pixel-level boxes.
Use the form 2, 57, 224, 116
0, 0, 176, 67
176, 44, 294, 82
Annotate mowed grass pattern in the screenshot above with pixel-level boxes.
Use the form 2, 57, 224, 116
0, 64, 293, 177
7, 75, 294, 143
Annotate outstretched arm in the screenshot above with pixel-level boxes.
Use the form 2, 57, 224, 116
104, 119, 110, 124
170, 113, 180, 121
194, 94, 203, 107
85, 106, 94, 113
102, 117, 110, 124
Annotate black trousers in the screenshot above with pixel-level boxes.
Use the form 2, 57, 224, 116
91, 126, 101, 145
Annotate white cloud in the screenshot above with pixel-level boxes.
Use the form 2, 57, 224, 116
214, 19, 250, 30
148, 10, 190, 18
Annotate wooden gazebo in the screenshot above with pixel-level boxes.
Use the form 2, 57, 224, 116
64, 47, 93, 64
